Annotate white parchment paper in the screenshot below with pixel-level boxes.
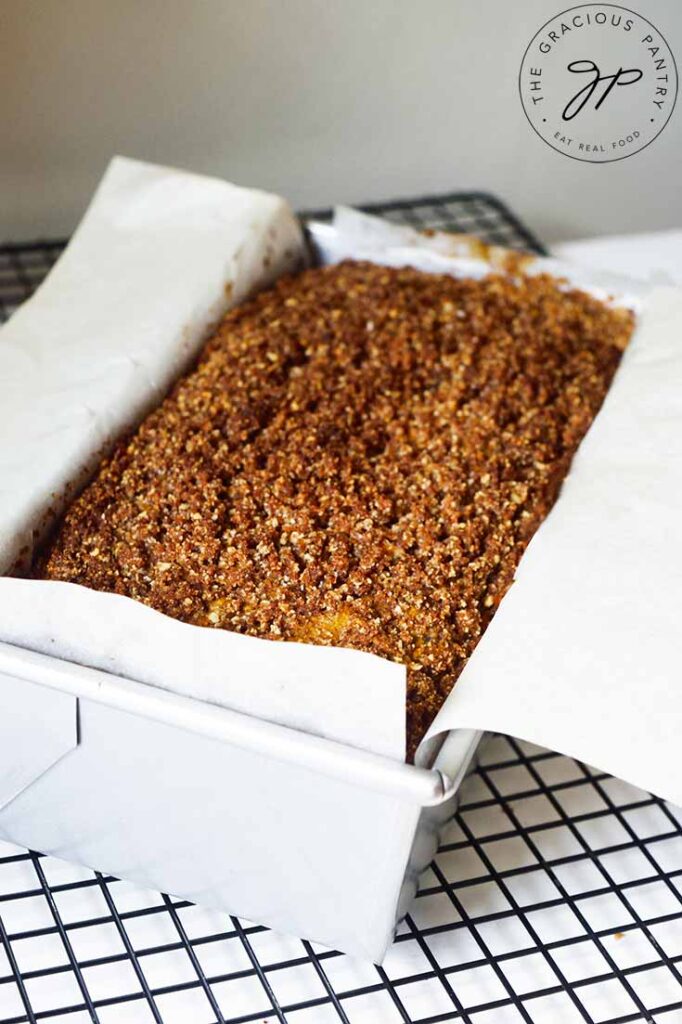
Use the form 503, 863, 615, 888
2, 172, 682, 797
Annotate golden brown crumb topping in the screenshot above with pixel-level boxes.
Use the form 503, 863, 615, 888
38, 260, 634, 758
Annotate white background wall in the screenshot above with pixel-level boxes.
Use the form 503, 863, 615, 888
1, 0, 680, 244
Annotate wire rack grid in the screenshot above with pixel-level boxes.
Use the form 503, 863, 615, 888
1, 192, 681, 1024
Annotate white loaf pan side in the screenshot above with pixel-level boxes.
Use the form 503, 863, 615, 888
0, 641, 480, 962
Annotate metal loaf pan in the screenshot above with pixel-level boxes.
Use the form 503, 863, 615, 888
0, 218, 484, 963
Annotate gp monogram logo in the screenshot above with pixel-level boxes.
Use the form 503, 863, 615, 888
519, 4, 678, 162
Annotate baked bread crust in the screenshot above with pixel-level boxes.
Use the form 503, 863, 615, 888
38, 261, 634, 757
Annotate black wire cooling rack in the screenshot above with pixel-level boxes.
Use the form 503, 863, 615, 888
1, 192, 681, 1024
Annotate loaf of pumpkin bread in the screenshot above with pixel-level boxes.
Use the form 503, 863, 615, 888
38, 260, 634, 758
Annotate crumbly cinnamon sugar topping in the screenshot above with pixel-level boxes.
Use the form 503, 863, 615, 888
38, 260, 634, 758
